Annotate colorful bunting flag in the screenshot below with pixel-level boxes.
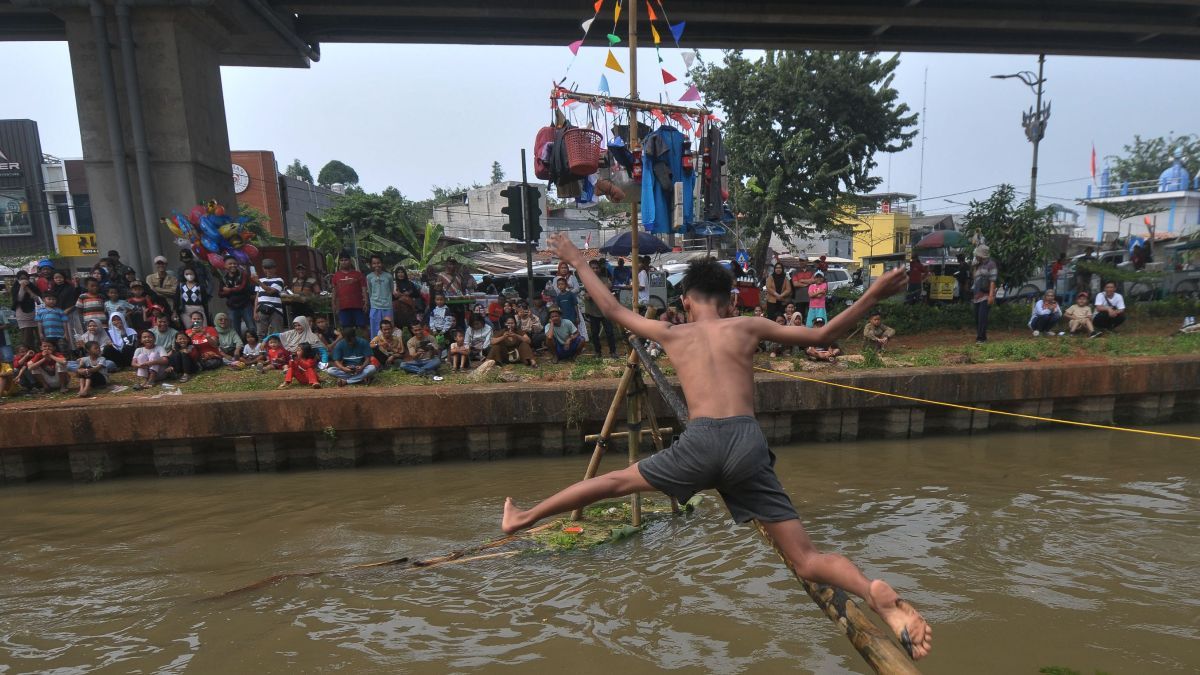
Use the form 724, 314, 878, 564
613, 0, 621, 25
650, 24, 661, 44
605, 50, 625, 73
569, 39, 583, 55
669, 112, 693, 131
669, 21, 685, 43
562, 98, 580, 107
682, 51, 695, 68
582, 18, 594, 32
661, 68, 676, 84
599, 74, 611, 94
594, 0, 603, 12
607, 33, 621, 46
605, 103, 615, 114
651, 109, 667, 124
646, 1, 657, 21
678, 84, 700, 102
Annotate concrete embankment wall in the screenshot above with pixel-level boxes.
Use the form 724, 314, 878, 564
2, 356, 1197, 484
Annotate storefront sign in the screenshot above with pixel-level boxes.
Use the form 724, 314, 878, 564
57, 233, 100, 257
0, 149, 20, 178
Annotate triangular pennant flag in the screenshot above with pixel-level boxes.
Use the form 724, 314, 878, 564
582, 18, 594, 33
661, 68, 677, 84
607, 33, 621, 46
656, 48, 664, 63
562, 98, 580, 107
568, 39, 583, 55
682, 51, 695, 68
605, 103, 615, 114
613, 0, 621, 24
651, 109, 668, 124
669, 21, 685, 43
678, 84, 700, 101
645, 1, 657, 21
594, 0, 603, 12
599, 74, 611, 94
605, 49, 625, 73
650, 24, 661, 44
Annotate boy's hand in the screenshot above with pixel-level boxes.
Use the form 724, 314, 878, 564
547, 233, 584, 267
866, 267, 907, 301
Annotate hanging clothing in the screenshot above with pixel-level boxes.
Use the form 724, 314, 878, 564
640, 126, 695, 234
702, 124, 727, 221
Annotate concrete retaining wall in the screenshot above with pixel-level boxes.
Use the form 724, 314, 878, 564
2, 356, 1197, 484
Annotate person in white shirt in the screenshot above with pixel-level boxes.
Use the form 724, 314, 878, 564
254, 258, 286, 338
1028, 289, 1063, 336
1092, 281, 1125, 335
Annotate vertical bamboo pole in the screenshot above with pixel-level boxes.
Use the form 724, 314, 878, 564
627, 365, 643, 527
627, 0, 641, 316
570, 350, 641, 521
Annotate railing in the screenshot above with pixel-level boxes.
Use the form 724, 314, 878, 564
1085, 176, 1200, 199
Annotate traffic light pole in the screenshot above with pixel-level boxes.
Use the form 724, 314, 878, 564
520, 148, 535, 306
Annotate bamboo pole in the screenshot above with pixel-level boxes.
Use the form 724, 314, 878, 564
628, 0, 641, 318
627, 364, 643, 527
636, 379, 679, 514
584, 427, 674, 443
570, 350, 641, 521
551, 87, 708, 117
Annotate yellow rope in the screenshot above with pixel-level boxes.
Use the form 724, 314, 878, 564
753, 366, 1200, 442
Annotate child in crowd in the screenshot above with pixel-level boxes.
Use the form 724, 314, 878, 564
765, 315, 788, 357
428, 293, 454, 341
265, 335, 291, 370
104, 286, 134, 325
782, 302, 799, 325
104, 312, 138, 368
313, 315, 338, 362
862, 311, 896, 352
131, 330, 168, 390
448, 329, 470, 370
75, 278, 107, 329
125, 281, 160, 332
27, 339, 68, 393
279, 343, 321, 389
0, 354, 18, 399
166, 332, 199, 383
74, 340, 109, 398
1064, 291, 1095, 336
465, 315, 493, 362
234, 330, 266, 370
752, 305, 765, 318
804, 317, 842, 362
805, 271, 828, 327
35, 292, 69, 354
12, 345, 36, 391
370, 318, 406, 368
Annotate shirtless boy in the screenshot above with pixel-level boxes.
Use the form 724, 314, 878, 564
502, 233, 932, 660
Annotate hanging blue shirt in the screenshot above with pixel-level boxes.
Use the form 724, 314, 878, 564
640, 126, 694, 234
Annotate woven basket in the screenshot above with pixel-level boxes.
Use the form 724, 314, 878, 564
563, 128, 604, 176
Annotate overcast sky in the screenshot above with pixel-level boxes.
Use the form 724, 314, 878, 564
4, 40, 1199, 220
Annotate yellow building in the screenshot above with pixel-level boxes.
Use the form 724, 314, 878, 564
838, 192, 914, 275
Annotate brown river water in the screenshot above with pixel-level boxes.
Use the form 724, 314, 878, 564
1, 426, 1198, 674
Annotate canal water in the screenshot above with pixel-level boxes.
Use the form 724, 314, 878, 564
1, 426, 1197, 674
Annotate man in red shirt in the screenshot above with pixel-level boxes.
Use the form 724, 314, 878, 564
790, 260, 814, 323
331, 251, 369, 330
906, 252, 928, 304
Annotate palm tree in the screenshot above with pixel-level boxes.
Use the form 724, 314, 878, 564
356, 221, 478, 273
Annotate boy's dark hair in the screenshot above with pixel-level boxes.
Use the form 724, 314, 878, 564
370, 254, 383, 264
680, 259, 733, 303
869, 309, 882, 319
380, 318, 393, 327
42, 291, 56, 300
244, 330, 259, 340
299, 343, 315, 360
454, 329, 465, 338
84, 340, 99, 350
342, 327, 357, 340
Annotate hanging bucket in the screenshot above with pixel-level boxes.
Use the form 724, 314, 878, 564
563, 128, 604, 176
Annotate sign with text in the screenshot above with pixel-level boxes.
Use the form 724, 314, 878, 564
57, 233, 100, 257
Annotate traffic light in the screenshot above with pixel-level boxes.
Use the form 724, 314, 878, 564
523, 186, 542, 243
500, 185, 524, 240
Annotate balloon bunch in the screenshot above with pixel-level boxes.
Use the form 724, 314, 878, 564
161, 199, 260, 270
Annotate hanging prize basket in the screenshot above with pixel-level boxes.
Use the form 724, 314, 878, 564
563, 128, 604, 176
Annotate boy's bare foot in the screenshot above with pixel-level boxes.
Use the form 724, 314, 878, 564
501, 497, 532, 534
868, 579, 932, 660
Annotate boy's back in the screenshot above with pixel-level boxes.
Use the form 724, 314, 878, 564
656, 316, 759, 419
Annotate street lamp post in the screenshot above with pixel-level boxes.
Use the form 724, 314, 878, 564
992, 54, 1050, 205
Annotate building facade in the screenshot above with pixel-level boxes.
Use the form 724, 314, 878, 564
1080, 159, 1200, 242
0, 119, 53, 258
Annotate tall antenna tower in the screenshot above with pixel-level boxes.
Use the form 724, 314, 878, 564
917, 67, 928, 209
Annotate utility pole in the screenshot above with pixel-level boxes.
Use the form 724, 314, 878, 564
992, 54, 1050, 205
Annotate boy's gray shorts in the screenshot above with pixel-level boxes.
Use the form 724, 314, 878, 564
637, 416, 798, 524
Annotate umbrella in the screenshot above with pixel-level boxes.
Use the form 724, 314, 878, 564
914, 230, 970, 250
692, 222, 727, 237
599, 230, 672, 256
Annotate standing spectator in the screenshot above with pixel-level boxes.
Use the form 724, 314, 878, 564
35, 292, 69, 354
165, 332, 199, 383
392, 267, 424, 329
34, 260, 55, 295
1093, 281, 1126, 336
74, 340, 109, 398
177, 266, 210, 324
365, 255, 395, 338
1028, 290, 1063, 336
370, 318, 406, 368
145, 256, 179, 321
437, 258, 476, 296
611, 257, 632, 287
863, 311, 896, 352
1076, 247, 1096, 296
906, 252, 928, 304
185, 311, 225, 370
217, 254, 255, 337
515, 301, 545, 351
11, 271, 40, 349
953, 253, 971, 303
637, 255, 652, 307
131, 330, 168, 389
290, 262, 321, 294
583, 259, 617, 358
213, 312, 243, 360
149, 314, 178, 351
763, 263, 791, 320
106, 249, 135, 281
279, 343, 321, 389
805, 270, 828, 327
1064, 291, 1095, 336
328, 327, 376, 386
331, 251, 368, 330
1048, 252, 1067, 294
551, 276, 586, 340
547, 306, 585, 362
28, 339, 69, 393
488, 316, 537, 367
177, 249, 211, 302
790, 259, 814, 319
124, 281, 157, 332
464, 314, 493, 362
103, 312, 138, 368
48, 271, 80, 337
76, 277, 107, 330
253, 258, 286, 338
530, 295, 551, 326
427, 293, 454, 339
970, 244, 998, 343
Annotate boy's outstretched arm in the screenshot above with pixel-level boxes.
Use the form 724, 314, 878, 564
547, 233, 670, 344
757, 267, 908, 347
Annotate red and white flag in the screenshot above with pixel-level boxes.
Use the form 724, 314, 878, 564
1090, 143, 1097, 184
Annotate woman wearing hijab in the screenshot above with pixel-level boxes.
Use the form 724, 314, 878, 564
103, 312, 138, 368
213, 312, 243, 363
73, 319, 112, 357
392, 267, 425, 329
280, 315, 320, 355
763, 262, 792, 320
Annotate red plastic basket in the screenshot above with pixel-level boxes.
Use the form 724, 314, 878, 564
563, 128, 603, 176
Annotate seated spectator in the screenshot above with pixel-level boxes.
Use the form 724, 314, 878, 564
12, 345, 37, 391
782, 302, 799, 325
465, 315, 493, 362
1028, 290, 1063, 336
516, 301, 545, 351
448, 329, 469, 371
74, 340, 109, 398
1093, 281, 1125, 336
264, 335, 291, 371
764, 315, 788, 357
104, 286, 134, 325
233, 330, 266, 370
131, 330, 168, 389
660, 306, 685, 325
1064, 292, 1094, 336
35, 291, 69, 354
279, 343, 321, 389
0, 355, 18, 399
370, 318, 407, 368
280, 316, 319, 355
150, 314, 178, 350
531, 295, 551, 326
74, 319, 112, 357
752, 305, 765, 319
104, 312, 138, 368
177, 267, 210, 325
328, 327, 376, 386
804, 318, 842, 362
488, 317, 537, 367
125, 281, 160, 332
26, 340, 69, 393
404, 322, 443, 379
165, 332, 200, 383
547, 306, 585, 362
862, 311, 896, 353
213, 313, 243, 363
313, 315, 338, 362
185, 311, 225, 370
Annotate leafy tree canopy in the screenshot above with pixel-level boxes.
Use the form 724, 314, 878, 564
284, 159, 313, 183
693, 50, 917, 272
317, 159, 360, 188
357, 222, 479, 273
1106, 133, 1199, 185
960, 184, 1057, 287
490, 161, 506, 184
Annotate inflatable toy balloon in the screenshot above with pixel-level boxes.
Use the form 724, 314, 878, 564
215, 205, 226, 217
206, 252, 226, 269
202, 235, 220, 253
199, 217, 222, 239
242, 244, 260, 261
231, 248, 250, 265
174, 237, 190, 248
219, 222, 239, 240
188, 205, 205, 225
163, 217, 183, 237
190, 242, 206, 259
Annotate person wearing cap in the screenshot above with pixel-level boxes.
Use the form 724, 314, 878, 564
970, 244, 998, 343
547, 305, 585, 362
291, 262, 320, 295
35, 260, 55, 295
805, 269, 828, 328
254, 258, 287, 338
145, 255, 179, 322
106, 250, 135, 282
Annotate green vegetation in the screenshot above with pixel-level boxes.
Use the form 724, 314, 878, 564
526, 498, 677, 552
960, 184, 1057, 288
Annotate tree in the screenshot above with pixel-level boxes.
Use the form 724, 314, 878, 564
284, 159, 313, 183
693, 50, 917, 273
490, 161, 506, 184
316, 189, 426, 244
357, 222, 479, 272
237, 204, 286, 245
1106, 133, 1199, 185
317, 160, 360, 188
960, 184, 1057, 288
